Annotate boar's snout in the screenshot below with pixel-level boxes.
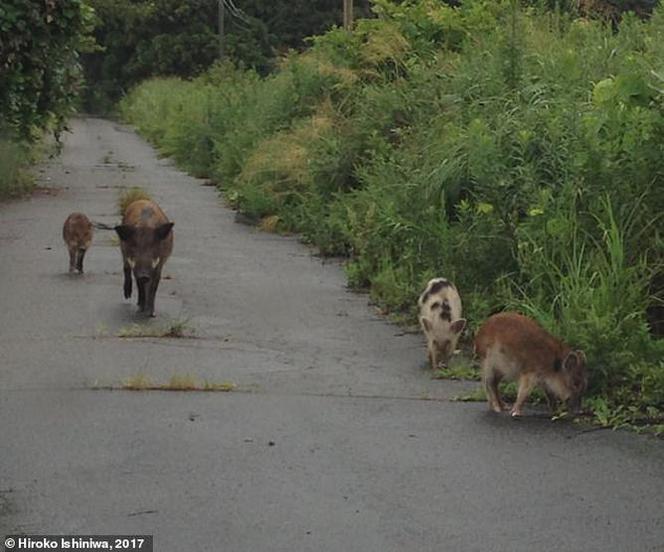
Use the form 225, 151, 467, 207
135, 267, 152, 283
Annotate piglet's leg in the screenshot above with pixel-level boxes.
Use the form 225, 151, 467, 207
428, 343, 438, 370
511, 375, 536, 417
68, 248, 77, 273
544, 388, 559, 414
482, 363, 504, 413
76, 249, 86, 273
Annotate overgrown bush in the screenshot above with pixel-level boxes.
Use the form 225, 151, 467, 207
0, 140, 34, 199
0, 0, 94, 139
121, 0, 664, 426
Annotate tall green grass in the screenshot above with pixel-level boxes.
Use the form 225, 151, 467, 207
0, 138, 34, 199
121, 0, 664, 425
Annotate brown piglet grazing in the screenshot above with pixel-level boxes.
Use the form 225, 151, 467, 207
62, 212, 94, 274
474, 312, 587, 417
115, 199, 174, 317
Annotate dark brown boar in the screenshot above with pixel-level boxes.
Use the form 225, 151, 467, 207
474, 312, 587, 417
62, 212, 93, 274
114, 199, 174, 317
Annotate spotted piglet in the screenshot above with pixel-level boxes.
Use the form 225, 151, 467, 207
418, 278, 466, 370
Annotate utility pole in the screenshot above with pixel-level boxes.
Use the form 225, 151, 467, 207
343, 0, 353, 30
218, 0, 225, 60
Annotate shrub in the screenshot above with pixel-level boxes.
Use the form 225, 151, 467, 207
121, 0, 664, 425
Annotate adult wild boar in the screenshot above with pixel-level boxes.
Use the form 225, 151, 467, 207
474, 312, 587, 417
115, 199, 174, 317
418, 278, 466, 370
62, 212, 93, 274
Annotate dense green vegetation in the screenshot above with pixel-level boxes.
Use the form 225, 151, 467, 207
121, 0, 664, 428
0, 0, 94, 197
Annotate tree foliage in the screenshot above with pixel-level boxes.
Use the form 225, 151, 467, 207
0, 0, 94, 138
82, 0, 371, 110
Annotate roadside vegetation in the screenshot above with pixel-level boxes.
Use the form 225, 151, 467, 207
0, 140, 35, 199
0, 0, 94, 198
121, 0, 664, 428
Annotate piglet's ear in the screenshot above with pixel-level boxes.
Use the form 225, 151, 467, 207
115, 225, 135, 242
563, 351, 580, 372
450, 318, 466, 335
155, 222, 174, 241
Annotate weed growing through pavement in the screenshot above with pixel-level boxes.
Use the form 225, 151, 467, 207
117, 318, 193, 338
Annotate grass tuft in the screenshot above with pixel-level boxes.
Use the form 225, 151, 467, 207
121, 374, 236, 392
117, 318, 193, 339
117, 186, 151, 216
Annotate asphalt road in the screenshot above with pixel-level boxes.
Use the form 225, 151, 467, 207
1, 118, 662, 552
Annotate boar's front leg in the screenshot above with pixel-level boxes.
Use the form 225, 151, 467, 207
136, 278, 146, 312
145, 271, 161, 317
123, 263, 132, 299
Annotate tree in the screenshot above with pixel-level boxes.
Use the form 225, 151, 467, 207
0, 0, 95, 138
82, 0, 372, 110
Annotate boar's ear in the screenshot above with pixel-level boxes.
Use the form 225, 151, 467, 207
450, 318, 467, 335
114, 225, 135, 242
563, 351, 581, 372
155, 222, 174, 241
420, 317, 432, 333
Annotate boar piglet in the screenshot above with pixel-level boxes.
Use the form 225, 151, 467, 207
63, 212, 94, 274
115, 199, 174, 317
474, 312, 587, 417
418, 278, 466, 370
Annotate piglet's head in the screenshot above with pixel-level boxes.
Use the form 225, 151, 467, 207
561, 350, 588, 414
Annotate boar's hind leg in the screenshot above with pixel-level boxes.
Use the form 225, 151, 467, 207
76, 249, 86, 273
123, 264, 132, 299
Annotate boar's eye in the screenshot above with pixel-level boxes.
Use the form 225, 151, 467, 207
151, 257, 161, 269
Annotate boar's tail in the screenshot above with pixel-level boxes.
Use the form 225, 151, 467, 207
92, 221, 115, 231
